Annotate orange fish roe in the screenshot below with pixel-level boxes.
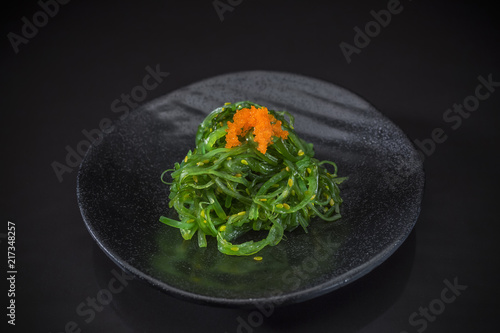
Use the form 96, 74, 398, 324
225, 106, 288, 154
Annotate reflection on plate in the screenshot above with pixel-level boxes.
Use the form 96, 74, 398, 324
77, 71, 424, 306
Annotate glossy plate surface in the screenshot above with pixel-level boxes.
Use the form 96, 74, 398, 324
77, 71, 424, 306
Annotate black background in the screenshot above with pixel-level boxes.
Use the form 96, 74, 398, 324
2, 0, 499, 332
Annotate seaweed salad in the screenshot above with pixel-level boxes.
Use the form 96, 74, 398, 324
160, 101, 346, 256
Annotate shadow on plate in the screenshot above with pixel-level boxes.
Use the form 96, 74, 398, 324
92, 229, 416, 332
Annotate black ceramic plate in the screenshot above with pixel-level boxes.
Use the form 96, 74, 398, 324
77, 71, 424, 307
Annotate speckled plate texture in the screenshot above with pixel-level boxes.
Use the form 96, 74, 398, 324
77, 71, 425, 307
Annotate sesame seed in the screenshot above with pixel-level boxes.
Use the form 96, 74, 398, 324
197, 162, 204, 166
220, 225, 226, 231
276, 204, 283, 209
237, 211, 246, 216
253, 256, 263, 261
283, 203, 290, 210
231, 246, 239, 251
311, 195, 316, 200
288, 178, 293, 187
184, 156, 188, 163
241, 159, 248, 165
259, 198, 267, 201
298, 150, 305, 156
330, 199, 335, 206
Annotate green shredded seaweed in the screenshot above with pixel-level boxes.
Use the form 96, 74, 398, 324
160, 101, 346, 256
